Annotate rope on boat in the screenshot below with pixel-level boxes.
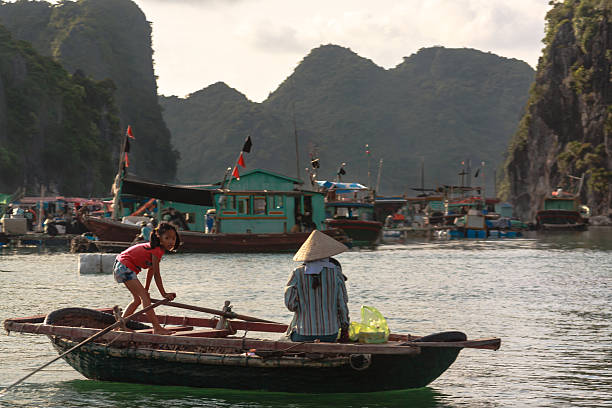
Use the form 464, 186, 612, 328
349, 354, 372, 371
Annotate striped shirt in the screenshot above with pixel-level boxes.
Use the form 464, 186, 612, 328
284, 262, 349, 336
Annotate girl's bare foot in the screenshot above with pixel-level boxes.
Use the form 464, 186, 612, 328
153, 327, 175, 335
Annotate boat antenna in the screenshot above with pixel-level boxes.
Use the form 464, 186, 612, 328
466, 159, 472, 188
481, 161, 486, 208
375, 158, 383, 194
366, 144, 371, 188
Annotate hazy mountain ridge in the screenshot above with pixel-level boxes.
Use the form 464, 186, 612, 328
162, 44, 535, 193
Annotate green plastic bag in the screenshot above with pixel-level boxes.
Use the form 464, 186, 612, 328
348, 305, 390, 343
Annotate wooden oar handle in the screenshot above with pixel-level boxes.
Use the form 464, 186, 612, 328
150, 298, 281, 324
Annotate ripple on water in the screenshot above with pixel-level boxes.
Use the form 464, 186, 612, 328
1, 229, 611, 407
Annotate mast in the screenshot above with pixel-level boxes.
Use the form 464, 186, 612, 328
375, 158, 383, 194
111, 128, 129, 220
481, 161, 486, 208
420, 157, 425, 192
493, 169, 497, 198
466, 159, 472, 188
291, 79, 300, 181
366, 144, 371, 188
292, 100, 300, 181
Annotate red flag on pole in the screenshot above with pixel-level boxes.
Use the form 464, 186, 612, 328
238, 152, 246, 168
124, 152, 129, 168
127, 125, 135, 139
232, 167, 240, 180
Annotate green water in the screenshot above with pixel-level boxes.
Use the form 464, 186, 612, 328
1, 229, 610, 407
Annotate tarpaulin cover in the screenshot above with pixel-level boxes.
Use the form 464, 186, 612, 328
315, 181, 368, 191
121, 176, 217, 206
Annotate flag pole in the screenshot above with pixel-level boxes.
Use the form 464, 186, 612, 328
225, 135, 251, 191
111, 127, 130, 220
225, 154, 242, 191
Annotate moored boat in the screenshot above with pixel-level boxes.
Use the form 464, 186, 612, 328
80, 169, 350, 252
80, 214, 347, 252
316, 181, 383, 247
4, 307, 501, 393
535, 189, 588, 231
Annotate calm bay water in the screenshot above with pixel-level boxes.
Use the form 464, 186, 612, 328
0, 229, 610, 407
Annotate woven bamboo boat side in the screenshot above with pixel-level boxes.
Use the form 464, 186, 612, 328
3, 308, 501, 393
51, 337, 462, 392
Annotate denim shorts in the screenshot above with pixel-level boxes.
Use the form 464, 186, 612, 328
113, 260, 138, 283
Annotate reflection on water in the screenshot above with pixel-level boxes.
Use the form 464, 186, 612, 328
32, 380, 447, 408
384, 228, 612, 252
0, 228, 611, 407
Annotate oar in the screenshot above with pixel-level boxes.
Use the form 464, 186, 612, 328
0, 298, 170, 396
150, 298, 281, 324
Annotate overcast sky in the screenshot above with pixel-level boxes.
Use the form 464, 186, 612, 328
133, 0, 551, 102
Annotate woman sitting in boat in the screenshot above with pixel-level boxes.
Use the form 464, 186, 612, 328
284, 230, 350, 342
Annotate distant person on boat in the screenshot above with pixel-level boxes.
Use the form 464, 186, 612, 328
285, 230, 350, 343
141, 221, 153, 242
205, 209, 216, 233
113, 221, 180, 335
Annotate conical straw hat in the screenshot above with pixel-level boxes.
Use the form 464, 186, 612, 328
293, 230, 349, 262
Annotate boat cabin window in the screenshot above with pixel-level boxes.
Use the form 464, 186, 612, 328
237, 197, 250, 215
361, 210, 374, 221
273, 195, 284, 209
253, 196, 266, 215
335, 207, 349, 218
221, 195, 235, 210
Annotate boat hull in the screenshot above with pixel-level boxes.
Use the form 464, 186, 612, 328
81, 216, 346, 253
535, 210, 587, 231
51, 336, 461, 393
325, 219, 382, 247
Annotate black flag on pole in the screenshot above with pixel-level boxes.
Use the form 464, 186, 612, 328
242, 136, 252, 153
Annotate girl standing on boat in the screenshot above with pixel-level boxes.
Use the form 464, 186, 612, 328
285, 230, 350, 342
113, 221, 180, 335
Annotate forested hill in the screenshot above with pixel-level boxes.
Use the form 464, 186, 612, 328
0, 25, 119, 195
503, 0, 611, 220
161, 45, 534, 194
0, 0, 178, 183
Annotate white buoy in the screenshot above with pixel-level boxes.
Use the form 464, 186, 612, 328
78, 253, 117, 274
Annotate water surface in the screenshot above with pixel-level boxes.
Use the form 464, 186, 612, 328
1, 229, 610, 407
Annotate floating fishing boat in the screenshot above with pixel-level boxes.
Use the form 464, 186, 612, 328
316, 181, 383, 247
80, 170, 349, 252
535, 190, 588, 231
80, 214, 347, 253
4, 306, 501, 393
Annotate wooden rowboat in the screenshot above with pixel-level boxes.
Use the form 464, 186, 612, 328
4, 307, 500, 393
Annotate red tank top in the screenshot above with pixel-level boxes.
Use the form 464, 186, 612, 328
117, 243, 165, 274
